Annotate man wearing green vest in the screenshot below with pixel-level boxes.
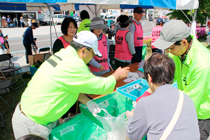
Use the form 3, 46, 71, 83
153, 20, 210, 140
12, 31, 129, 139
78, 10, 91, 32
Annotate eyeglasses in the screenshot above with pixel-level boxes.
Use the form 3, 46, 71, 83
166, 45, 177, 52
86, 48, 96, 57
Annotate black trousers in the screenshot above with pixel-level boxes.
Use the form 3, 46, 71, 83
115, 59, 131, 68
61, 102, 78, 119
132, 46, 142, 63
23, 43, 32, 64
198, 118, 210, 140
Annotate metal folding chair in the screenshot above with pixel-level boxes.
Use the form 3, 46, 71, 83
39, 47, 51, 53
0, 76, 14, 129
43, 53, 52, 62
0, 54, 25, 90
0, 79, 15, 109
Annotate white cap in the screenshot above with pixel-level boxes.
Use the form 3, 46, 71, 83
73, 31, 102, 58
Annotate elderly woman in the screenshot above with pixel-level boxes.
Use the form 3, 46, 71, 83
53, 17, 77, 54
88, 17, 113, 76
126, 53, 200, 140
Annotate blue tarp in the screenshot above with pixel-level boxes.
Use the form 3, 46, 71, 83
139, 0, 176, 9
0, 2, 153, 11
0, 3, 27, 11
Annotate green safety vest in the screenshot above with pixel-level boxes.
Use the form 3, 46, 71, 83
169, 35, 210, 119
20, 46, 116, 125
78, 19, 91, 33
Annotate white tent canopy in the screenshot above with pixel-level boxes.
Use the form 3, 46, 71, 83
0, 0, 198, 11
0, 0, 199, 47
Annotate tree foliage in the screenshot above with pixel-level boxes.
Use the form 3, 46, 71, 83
166, 0, 210, 25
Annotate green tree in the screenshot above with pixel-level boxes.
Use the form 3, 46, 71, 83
166, 0, 210, 25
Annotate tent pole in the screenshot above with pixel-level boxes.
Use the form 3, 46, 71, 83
190, 9, 197, 36
96, 4, 103, 16
181, 10, 191, 23
190, 10, 193, 20
95, 4, 97, 17
86, 5, 94, 15
45, 3, 53, 52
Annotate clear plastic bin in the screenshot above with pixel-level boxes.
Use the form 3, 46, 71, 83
80, 92, 133, 128
80, 92, 134, 140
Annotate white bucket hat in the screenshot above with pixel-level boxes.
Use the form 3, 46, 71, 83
73, 31, 102, 57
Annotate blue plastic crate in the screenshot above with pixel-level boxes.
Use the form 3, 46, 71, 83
30, 66, 38, 77
117, 79, 149, 101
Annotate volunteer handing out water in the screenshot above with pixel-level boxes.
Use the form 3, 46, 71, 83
12, 31, 129, 139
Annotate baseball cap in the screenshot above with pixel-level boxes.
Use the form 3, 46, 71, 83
157, 18, 164, 23
73, 31, 102, 57
3, 34, 8, 38
152, 20, 190, 50
32, 22, 39, 28
90, 17, 107, 30
134, 7, 144, 14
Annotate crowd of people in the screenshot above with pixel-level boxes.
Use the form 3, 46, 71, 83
7, 6, 210, 140
1, 15, 36, 28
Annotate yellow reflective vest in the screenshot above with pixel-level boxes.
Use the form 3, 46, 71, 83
169, 35, 210, 119
21, 46, 116, 125
78, 19, 91, 33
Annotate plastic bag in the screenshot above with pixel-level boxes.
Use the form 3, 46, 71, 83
79, 93, 134, 140
95, 108, 127, 140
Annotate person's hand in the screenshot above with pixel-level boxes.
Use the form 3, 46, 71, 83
86, 100, 101, 115
112, 67, 130, 81
99, 65, 106, 71
35, 45, 38, 50
126, 109, 134, 119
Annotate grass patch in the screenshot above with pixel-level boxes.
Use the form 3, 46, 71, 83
0, 75, 31, 139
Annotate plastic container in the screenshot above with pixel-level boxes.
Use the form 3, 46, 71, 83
30, 66, 38, 77
117, 79, 149, 101
49, 114, 107, 140
80, 92, 133, 128
80, 92, 147, 140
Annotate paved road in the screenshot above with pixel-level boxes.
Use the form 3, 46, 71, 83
6, 20, 154, 55
9, 33, 62, 55
1, 20, 155, 69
